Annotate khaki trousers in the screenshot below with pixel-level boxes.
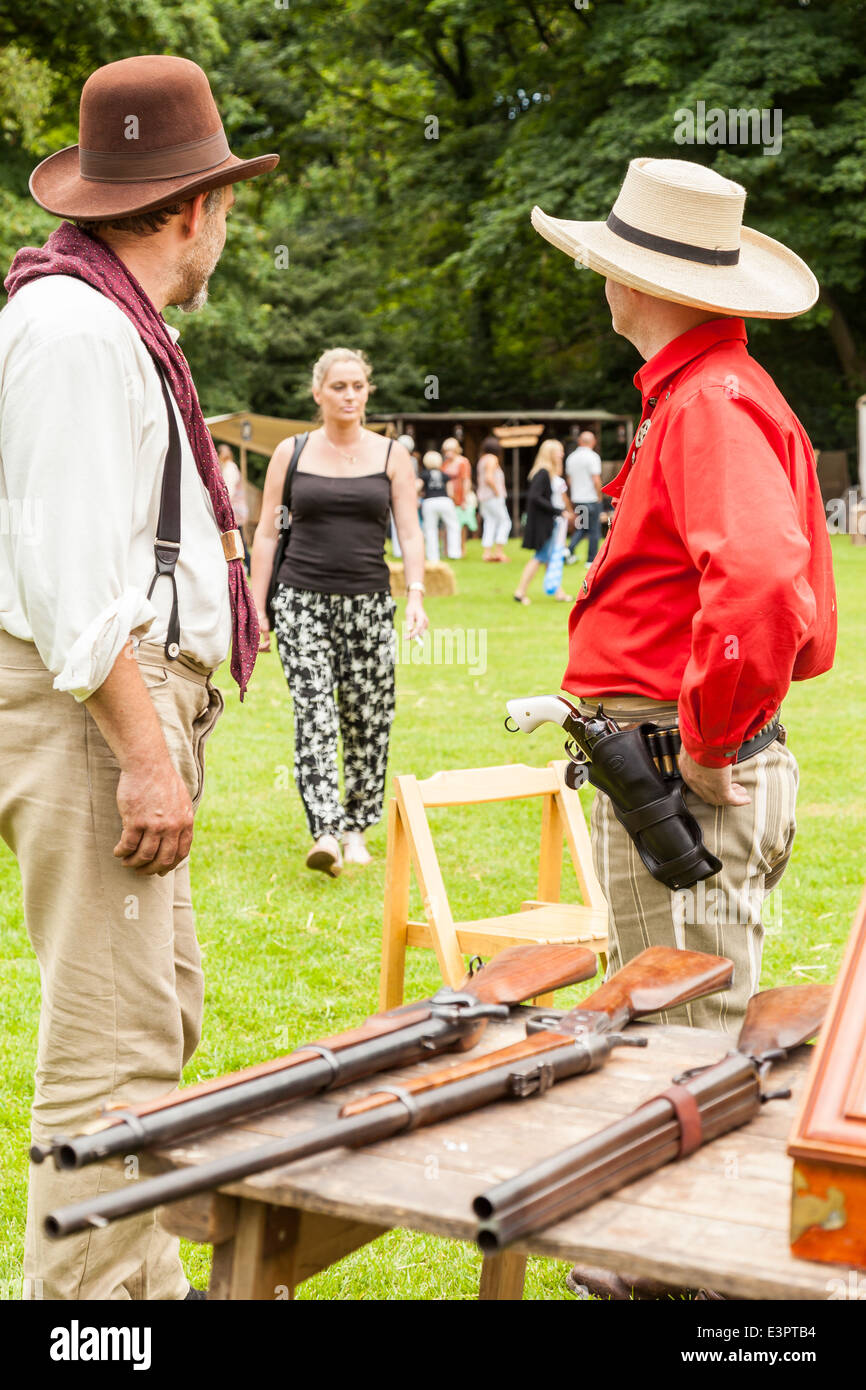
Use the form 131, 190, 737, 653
580, 697, 799, 1034
0, 632, 223, 1299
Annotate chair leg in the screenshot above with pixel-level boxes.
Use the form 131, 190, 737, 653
380, 799, 410, 1009
532, 991, 555, 1008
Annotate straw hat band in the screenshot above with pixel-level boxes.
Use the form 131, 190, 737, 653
79, 129, 231, 184
530, 158, 818, 319
606, 211, 740, 267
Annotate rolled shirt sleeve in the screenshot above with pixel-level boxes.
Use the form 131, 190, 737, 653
660, 387, 817, 767
0, 328, 157, 699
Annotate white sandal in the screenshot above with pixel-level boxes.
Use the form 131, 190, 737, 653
342, 831, 372, 866
306, 834, 343, 878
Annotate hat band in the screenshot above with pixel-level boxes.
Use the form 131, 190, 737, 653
79, 129, 231, 184
606, 211, 740, 267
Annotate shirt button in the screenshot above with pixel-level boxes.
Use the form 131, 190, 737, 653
581, 578, 588, 594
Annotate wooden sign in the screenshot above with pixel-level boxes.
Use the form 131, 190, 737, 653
788, 883, 866, 1269
494, 424, 544, 448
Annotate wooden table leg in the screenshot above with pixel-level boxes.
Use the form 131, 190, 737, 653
207, 1198, 387, 1300
209, 1200, 302, 1300
478, 1249, 527, 1300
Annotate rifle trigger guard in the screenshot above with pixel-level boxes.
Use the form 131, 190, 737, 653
290, 1043, 341, 1088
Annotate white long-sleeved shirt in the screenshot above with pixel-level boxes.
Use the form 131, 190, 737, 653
0, 275, 231, 699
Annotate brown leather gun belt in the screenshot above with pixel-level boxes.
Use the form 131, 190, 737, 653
645, 712, 782, 780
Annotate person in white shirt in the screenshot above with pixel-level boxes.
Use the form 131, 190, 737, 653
565, 430, 604, 566
0, 55, 277, 1301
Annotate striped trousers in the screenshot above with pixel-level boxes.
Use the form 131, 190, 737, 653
580, 698, 799, 1034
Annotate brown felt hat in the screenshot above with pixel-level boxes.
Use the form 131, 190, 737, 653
29, 54, 279, 220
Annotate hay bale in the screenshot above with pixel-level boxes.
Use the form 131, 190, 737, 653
388, 560, 458, 597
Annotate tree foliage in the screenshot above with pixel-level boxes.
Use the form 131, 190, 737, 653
2, 0, 865, 473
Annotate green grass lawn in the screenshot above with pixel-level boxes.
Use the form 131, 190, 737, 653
1, 535, 864, 1299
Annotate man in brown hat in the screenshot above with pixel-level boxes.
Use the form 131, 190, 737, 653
532, 159, 836, 1298
0, 55, 277, 1299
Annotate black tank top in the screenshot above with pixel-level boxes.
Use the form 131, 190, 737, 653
277, 449, 393, 596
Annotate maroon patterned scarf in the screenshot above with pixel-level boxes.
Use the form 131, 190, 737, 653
5, 222, 259, 698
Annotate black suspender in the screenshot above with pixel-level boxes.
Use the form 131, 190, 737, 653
146, 372, 182, 661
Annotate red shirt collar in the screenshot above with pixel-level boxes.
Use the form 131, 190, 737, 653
634, 317, 748, 400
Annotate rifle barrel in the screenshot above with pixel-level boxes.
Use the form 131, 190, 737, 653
45, 1102, 410, 1239
45, 942, 600, 1172
475, 1053, 760, 1251
50, 1011, 470, 1172
46, 1032, 628, 1240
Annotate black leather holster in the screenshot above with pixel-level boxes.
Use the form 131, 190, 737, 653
567, 722, 723, 892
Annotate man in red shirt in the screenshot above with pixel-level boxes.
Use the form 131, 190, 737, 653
532, 159, 836, 1042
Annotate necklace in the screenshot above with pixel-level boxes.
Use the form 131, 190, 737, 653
322, 429, 365, 466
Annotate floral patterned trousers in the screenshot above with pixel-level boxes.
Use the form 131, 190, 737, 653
273, 585, 397, 838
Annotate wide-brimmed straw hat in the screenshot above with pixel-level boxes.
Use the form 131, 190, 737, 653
29, 55, 279, 220
531, 158, 817, 319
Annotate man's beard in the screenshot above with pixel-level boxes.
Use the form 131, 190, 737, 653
171, 212, 224, 313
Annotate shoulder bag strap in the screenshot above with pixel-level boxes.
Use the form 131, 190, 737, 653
282, 431, 309, 512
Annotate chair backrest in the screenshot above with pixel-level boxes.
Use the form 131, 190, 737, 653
394, 758, 604, 944
413, 763, 559, 807
381, 760, 607, 1003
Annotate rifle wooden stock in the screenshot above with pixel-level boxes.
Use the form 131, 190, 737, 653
567, 946, 733, 1033
449, 944, 599, 1053
474, 982, 833, 1252
41, 943, 599, 1169
736, 983, 832, 1058
465, 944, 599, 1005
341, 947, 732, 1119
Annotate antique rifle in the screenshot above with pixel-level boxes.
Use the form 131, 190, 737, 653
32, 943, 599, 1172
473, 983, 831, 1253
45, 946, 731, 1238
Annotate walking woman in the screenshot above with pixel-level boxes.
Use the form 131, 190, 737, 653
513, 439, 573, 605
251, 348, 427, 877
476, 435, 511, 562
419, 450, 462, 563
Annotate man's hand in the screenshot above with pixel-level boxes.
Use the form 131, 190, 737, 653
678, 747, 751, 807
114, 760, 194, 875
86, 640, 196, 875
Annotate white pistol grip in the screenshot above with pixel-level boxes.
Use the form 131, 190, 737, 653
505, 695, 577, 734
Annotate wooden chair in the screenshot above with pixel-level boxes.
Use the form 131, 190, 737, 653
379, 760, 608, 1009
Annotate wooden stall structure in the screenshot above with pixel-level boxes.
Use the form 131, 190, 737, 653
789, 883, 866, 1270
369, 409, 634, 535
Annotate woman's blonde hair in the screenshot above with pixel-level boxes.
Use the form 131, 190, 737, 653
440, 437, 460, 456
423, 450, 443, 469
310, 348, 375, 424
528, 438, 563, 481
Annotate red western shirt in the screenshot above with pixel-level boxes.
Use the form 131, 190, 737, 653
563, 318, 836, 767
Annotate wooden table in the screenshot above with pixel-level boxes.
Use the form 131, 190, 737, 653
146, 1013, 843, 1300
